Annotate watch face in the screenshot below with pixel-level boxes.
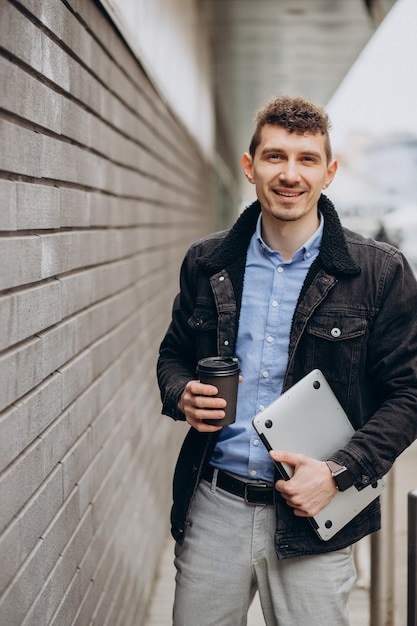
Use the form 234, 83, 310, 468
335, 468, 353, 492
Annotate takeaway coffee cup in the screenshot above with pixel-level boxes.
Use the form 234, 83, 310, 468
196, 356, 240, 426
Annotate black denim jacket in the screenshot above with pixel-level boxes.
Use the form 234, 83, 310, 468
157, 196, 417, 559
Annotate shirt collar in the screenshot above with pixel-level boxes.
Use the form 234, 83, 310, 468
256, 211, 324, 261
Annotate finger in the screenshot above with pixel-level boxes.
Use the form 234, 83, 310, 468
188, 380, 220, 397
269, 449, 305, 466
186, 414, 223, 433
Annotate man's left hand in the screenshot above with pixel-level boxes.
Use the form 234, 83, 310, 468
269, 450, 337, 517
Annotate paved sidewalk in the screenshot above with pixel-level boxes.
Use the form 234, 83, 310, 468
145, 441, 417, 625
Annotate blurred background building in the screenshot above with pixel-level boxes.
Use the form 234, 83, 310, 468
0, 1, 415, 624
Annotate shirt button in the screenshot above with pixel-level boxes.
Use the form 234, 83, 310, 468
267, 336, 273, 343
253, 440, 260, 446
262, 371, 269, 378
259, 405, 265, 411
306, 251, 311, 258
331, 327, 342, 338
224, 340, 229, 346
250, 470, 257, 477
219, 276, 225, 282
277, 266, 284, 273
271, 300, 278, 307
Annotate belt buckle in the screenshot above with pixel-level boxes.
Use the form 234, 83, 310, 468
244, 482, 270, 506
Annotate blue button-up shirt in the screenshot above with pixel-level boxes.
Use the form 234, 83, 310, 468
210, 213, 324, 482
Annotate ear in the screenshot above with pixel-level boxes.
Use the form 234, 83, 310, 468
242, 152, 255, 184
322, 159, 338, 190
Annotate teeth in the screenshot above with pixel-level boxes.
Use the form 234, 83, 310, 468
277, 191, 300, 197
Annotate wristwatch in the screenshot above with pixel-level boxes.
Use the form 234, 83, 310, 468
325, 460, 354, 492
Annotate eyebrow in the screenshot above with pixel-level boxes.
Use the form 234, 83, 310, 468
261, 147, 323, 159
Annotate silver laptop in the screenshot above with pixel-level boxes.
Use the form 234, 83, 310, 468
252, 369, 385, 541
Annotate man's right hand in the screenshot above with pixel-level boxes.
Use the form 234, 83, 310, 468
178, 380, 226, 432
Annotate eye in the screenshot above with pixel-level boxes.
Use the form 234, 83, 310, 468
300, 155, 320, 163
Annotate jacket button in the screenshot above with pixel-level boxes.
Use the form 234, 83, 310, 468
361, 475, 370, 485
331, 327, 341, 338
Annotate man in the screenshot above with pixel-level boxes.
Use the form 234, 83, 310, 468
157, 96, 417, 625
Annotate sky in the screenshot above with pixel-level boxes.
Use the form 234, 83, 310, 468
326, 0, 417, 152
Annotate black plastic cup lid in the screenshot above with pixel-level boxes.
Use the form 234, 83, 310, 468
196, 356, 240, 376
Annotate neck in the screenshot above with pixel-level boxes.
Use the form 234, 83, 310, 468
261, 213, 320, 261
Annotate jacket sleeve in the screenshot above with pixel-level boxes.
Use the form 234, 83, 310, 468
157, 244, 201, 421
334, 250, 417, 487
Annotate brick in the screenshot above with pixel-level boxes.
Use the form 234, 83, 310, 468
59, 269, 93, 318
16, 182, 60, 230
72, 579, 96, 626
0, 292, 18, 350
103, 566, 129, 626
0, 56, 61, 135
38, 318, 79, 375
0, 179, 17, 230
0, 518, 21, 596
63, 508, 94, 585
60, 98, 92, 148
60, 187, 91, 228
61, 427, 93, 499
4, 279, 62, 350
89, 191, 112, 227
39, 230, 82, 277
40, 135, 78, 184
90, 437, 128, 533
18, 465, 63, 561
49, 570, 81, 626
90, 394, 120, 456
77, 528, 102, 595
77, 453, 100, 516
0, 235, 42, 290
41, 34, 71, 91
0, 120, 42, 178
18, 0, 91, 66
41, 383, 97, 477
0, 2, 43, 73
0, 337, 44, 413
0, 438, 44, 535
58, 349, 93, 410
0, 373, 62, 469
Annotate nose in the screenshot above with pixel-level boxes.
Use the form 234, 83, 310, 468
278, 159, 300, 184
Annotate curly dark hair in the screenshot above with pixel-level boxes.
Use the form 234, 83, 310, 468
249, 95, 332, 162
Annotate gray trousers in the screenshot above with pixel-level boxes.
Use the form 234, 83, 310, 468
173, 471, 356, 626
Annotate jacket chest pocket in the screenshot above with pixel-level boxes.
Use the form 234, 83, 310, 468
305, 314, 368, 392
307, 315, 367, 343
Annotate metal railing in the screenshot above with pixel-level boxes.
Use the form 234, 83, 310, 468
370, 470, 395, 626
369, 472, 417, 626
408, 489, 417, 626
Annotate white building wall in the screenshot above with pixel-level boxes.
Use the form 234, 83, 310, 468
101, 0, 215, 160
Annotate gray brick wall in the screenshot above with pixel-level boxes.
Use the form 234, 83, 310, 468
0, 0, 212, 623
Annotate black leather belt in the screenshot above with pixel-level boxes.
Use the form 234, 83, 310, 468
202, 465, 274, 505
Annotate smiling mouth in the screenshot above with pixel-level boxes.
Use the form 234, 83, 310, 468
274, 190, 303, 198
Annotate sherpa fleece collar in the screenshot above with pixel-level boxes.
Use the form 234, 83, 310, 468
199, 194, 360, 276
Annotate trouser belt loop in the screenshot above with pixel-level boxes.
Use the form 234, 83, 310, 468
210, 467, 219, 493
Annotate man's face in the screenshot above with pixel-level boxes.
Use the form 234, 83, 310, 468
242, 124, 337, 228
